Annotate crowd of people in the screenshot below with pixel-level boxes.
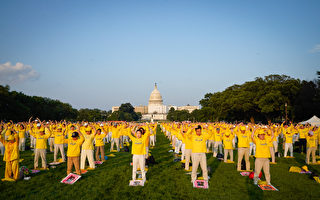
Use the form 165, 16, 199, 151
161, 121, 320, 185
0, 118, 319, 187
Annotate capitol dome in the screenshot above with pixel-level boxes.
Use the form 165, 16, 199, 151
148, 84, 163, 105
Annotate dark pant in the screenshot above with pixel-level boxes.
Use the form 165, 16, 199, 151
299, 139, 306, 153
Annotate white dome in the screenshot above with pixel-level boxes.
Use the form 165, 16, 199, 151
149, 84, 163, 105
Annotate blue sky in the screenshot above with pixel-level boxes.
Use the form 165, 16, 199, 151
0, 0, 319, 110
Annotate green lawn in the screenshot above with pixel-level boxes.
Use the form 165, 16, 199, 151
1, 127, 320, 200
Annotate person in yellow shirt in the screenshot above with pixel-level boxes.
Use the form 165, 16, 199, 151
126, 127, 150, 182
188, 125, 210, 183
213, 127, 223, 157
53, 126, 66, 162
17, 124, 26, 151
222, 129, 234, 162
95, 128, 106, 162
0, 132, 19, 181
252, 127, 273, 185
298, 125, 309, 154
80, 125, 97, 170
30, 121, 52, 170
64, 130, 84, 175
110, 124, 122, 152
236, 125, 251, 171
266, 127, 276, 163
306, 129, 318, 164
181, 126, 193, 171
283, 125, 295, 157
0, 125, 4, 155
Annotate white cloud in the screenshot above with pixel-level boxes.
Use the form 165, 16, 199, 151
0, 62, 39, 84
310, 44, 320, 53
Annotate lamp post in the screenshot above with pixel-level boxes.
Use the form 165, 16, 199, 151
285, 103, 288, 123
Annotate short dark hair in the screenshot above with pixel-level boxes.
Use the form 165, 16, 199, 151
195, 125, 202, 130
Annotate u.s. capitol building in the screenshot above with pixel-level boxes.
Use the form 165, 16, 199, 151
112, 84, 200, 121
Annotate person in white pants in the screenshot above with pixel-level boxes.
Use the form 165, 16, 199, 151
80, 126, 97, 170
126, 127, 150, 182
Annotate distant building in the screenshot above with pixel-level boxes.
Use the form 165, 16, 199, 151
112, 84, 200, 121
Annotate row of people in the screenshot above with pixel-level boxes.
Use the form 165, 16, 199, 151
0, 119, 157, 181
161, 122, 319, 185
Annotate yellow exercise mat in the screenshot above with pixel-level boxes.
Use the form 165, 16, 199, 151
301, 165, 309, 172
314, 176, 320, 184
225, 160, 234, 163
289, 166, 301, 173
107, 154, 116, 157
110, 150, 118, 152
57, 158, 65, 163
137, 167, 148, 171
1, 178, 15, 182
181, 160, 186, 163
285, 156, 295, 158
258, 180, 267, 185
184, 167, 192, 172
40, 168, 49, 171
86, 167, 95, 171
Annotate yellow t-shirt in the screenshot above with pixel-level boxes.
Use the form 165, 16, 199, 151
306, 135, 317, 148
95, 133, 106, 147
237, 131, 251, 148
54, 131, 65, 144
191, 132, 210, 153
255, 138, 270, 158
284, 132, 294, 144
65, 136, 84, 157
127, 131, 149, 155
223, 135, 233, 150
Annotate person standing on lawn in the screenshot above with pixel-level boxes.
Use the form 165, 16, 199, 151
252, 127, 274, 185
53, 125, 66, 162
189, 125, 210, 183
0, 132, 19, 181
64, 128, 84, 175
306, 128, 318, 165
236, 125, 251, 171
29, 119, 52, 170
80, 125, 97, 170
95, 128, 106, 162
126, 127, 150, 182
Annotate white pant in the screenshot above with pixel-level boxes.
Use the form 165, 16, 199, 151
19, 138, 26, 151
181, 143, 186, 160
207, 140, 214, 152
175, 139, 182, 154
80, 149, 95, 169
111, 138, 120, 151
0, 142, 4, 155
213, 141, 223, 157
150, 135, 155, 146
273, 141, 278, 153
249, 142, 256, 156
185, 149, 192, 170
191, 153, 208, 183
284, 143, 293, 157
54, 144, 66, 162
132, 154, 146, 181
107, 132, 112, 143
31, 135, 36, 148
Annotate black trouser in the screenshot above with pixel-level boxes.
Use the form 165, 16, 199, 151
299, 139, 306, 153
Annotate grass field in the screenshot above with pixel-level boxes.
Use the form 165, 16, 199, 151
1, 126, 320, 200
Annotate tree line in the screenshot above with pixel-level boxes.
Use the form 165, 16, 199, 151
168, 72, 320, 123
0, 85, 141, 122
